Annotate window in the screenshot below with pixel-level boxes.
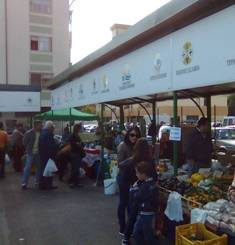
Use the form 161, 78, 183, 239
186, 115, 199, 123
30, 36, 52, 52
30, 0, 52, 14
30, 73, 53, 89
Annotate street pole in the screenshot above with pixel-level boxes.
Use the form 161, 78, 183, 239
119, 105, 125, 131
95, 103, 105, 186
152, 101, 156, 145
173, 91, 178, 176
206, 96, 212, 133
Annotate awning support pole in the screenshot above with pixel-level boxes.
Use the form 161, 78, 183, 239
173, 91, 178, 176
119, 105, 125, 131
104, 104, 119, 123
152, 101, 156, 145
95, 103, 105, 186
69, 108, 72, 133
206, 96, 212, 133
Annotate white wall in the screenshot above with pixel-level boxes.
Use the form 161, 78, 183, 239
0, 0, 6, 84
52, 0, 70, 76
7, 0, 29, 85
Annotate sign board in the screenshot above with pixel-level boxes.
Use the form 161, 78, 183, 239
52, 5, 235, 110
169, 127, 181, 141
0, 91, 41, 112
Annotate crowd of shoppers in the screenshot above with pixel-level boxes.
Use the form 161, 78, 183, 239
0, 117, 213, 244
0, 120, 85, 191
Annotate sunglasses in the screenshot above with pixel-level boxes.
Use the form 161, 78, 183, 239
130, 133, 137, 137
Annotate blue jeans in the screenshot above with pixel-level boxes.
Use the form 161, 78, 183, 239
22, 153, 40, 186
117, 176, 130, 233
133, 214, 156, 245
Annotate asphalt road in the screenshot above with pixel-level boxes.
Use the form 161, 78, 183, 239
0, 168, 173, 245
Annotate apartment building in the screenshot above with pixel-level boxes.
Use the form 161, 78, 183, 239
0, 0, 70, 129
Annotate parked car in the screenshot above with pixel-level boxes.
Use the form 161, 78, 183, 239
213, 127, 235, 154
222, 116, 235, 127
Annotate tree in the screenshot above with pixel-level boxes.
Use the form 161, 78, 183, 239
227, 94, 235, 116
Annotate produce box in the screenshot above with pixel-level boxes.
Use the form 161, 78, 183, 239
176, 223, 227, 245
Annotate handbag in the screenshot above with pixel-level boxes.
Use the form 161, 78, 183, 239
43, 158, 58, 177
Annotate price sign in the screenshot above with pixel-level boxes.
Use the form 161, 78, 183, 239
169, 127, 181, 141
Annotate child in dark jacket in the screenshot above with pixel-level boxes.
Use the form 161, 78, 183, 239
132, 161, 159, 245
122, 162, 158, 245
121, 180, 142, 245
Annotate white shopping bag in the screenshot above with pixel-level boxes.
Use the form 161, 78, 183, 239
191, 208, 208, 224
164, 191, 183, 222
5, 154, 11, 164
43, 158, 58, 177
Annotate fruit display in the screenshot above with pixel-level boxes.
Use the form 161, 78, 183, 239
184, 186, 227, 205
190, 173, 204, 186
159, 177, 192, 195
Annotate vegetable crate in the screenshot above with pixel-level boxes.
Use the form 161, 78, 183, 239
176, 223, 227, 245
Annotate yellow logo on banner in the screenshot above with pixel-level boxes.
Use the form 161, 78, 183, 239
183, 42, 193, 65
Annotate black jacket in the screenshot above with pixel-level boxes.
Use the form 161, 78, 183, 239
39, 129, 57, 165
134, 178, 159, 214
186, 128, 212, 165
68, 133, 85, 158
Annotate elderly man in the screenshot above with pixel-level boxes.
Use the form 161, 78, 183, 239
21, 120, 42, 190
39, 121, 58, 190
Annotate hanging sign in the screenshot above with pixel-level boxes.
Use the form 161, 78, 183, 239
169, 127, 181, 141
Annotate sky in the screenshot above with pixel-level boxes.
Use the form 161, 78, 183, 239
70, 0, 171, 64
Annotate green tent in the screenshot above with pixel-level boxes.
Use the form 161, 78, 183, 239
35, 108, 98, 121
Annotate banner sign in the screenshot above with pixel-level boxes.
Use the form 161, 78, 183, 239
52, 5, 235, 110
0, 91, 41, 112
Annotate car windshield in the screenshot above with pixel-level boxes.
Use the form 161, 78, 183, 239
216, 128, 235, 140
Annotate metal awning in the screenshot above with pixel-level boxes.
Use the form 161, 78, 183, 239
105, 82, 235, 106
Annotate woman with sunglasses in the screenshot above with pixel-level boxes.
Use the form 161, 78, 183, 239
116, 127, 142, 235
117, 127, 141, 164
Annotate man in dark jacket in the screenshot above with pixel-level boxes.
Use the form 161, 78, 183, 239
39, 121, 57, 190
21, 120, 42, 189
186, 117, 213, 174
68, 123, 85, 188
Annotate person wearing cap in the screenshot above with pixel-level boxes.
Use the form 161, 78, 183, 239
21, 120, 42, 190
0, 122, 8, 178
11, 123, 25, 172
186, 117, 213, 174
39, 121, 58, 190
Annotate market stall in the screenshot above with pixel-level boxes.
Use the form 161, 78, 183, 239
35, 108, 97, 121
48, 0, 235, 243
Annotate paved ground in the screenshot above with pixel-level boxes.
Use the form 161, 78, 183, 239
0, 168, 173, 245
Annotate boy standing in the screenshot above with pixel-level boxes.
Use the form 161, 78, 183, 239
132, 162, 159, 245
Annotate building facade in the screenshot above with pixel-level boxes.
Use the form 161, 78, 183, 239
0, 0, 70, 129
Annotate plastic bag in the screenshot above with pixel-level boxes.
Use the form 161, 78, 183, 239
191, 208, 208, 224
164, 191, 183, 222
43, 158, 58, 177
5, 154, 11, 164
110, 165, 119, 179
